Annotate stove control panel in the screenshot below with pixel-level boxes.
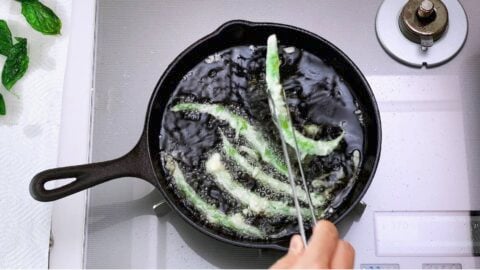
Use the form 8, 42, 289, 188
374, 212, 478, 257
422, 263, 462, 269
360, 263, 462, 269
361, 264, 400, 269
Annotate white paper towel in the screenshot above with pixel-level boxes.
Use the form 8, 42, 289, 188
0, 0, 72, 268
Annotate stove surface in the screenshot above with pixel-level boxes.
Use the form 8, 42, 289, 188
85, 0, 480, 268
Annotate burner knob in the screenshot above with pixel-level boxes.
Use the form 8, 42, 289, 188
399, 0, 449, 50
417, 0, 435, 19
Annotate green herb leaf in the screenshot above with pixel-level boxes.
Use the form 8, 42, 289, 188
0, 93, 5, 115
2, 38, 29, 90
0, 20, 13, 56
20, 0, 62, 35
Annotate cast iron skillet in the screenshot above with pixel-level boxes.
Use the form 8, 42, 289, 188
30, 20, 381, 250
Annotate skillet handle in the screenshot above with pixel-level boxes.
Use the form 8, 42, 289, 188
30, 134, 156, 202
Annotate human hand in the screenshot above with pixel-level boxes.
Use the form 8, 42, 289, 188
270, 220, 354, 269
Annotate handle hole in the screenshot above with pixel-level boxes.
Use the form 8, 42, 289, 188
44, 178, 77, 190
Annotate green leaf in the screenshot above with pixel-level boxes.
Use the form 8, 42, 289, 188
0, 20, 13, 56
0, 93, 5, 115
2, 38, 29, 90
21, 0, 62, 35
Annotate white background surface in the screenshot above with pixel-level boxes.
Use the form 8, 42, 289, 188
1, 0, 477, 268
0, 0, 72, 268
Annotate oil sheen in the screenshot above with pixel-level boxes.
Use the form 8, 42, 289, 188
159, 44, 364, 240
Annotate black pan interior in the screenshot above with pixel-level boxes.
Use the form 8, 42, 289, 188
145, 21, 381, 249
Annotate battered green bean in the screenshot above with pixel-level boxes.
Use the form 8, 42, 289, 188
221, 133, 326, 207
266, 34, 344, 157
172, 102, 288, 175
206, 152, 311, 218
164, 155, 264, 238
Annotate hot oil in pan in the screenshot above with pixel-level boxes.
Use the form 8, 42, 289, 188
160, 45, 365, 239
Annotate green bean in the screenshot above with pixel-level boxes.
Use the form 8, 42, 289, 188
266, 34, 344, 157
172, 102, 288, 175
221, 133, 326, 207
164, 155, 264, 238
206, 152, 311, 218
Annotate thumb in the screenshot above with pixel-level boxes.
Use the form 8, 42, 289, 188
288, 234, 304, 256
270, 235, 304, 269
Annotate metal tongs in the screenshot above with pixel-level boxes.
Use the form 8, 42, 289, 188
265, 34, 316, 246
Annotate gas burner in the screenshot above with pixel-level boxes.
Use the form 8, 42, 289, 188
376, 0, 468, 67
399, 0, 449, 48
